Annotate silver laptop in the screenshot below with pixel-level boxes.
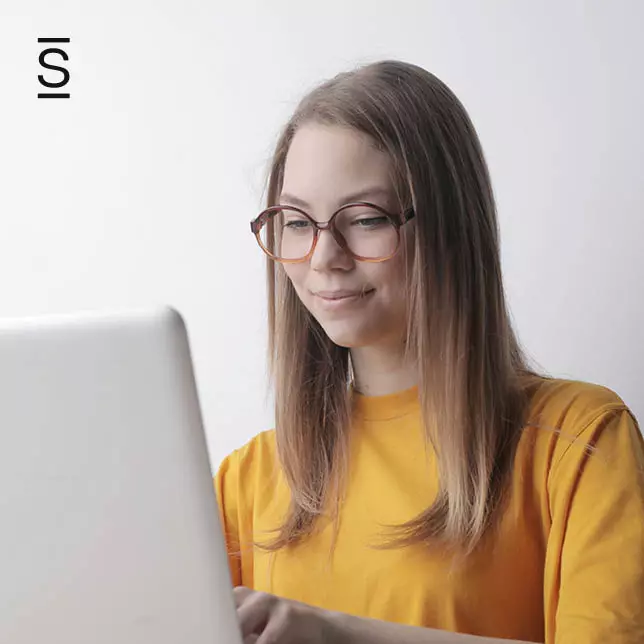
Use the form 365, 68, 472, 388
0, 307, 243, 644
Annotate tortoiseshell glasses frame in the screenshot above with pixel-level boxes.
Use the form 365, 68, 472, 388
250, 201, 415, 264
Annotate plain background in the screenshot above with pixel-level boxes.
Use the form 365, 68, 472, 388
0, 1, 642, 469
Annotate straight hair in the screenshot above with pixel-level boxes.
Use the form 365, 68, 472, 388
260, 60, 548, 555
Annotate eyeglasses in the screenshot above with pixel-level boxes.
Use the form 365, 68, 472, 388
250, 201, 415, 263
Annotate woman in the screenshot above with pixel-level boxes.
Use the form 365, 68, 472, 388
215, 60, 644, 643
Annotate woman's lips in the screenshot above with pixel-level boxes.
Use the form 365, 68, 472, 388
312, 289, 375, 309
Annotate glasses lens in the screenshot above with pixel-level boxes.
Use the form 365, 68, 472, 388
259, 208, 315, 260
335, 205, 398, 259
256, 205, 399, 261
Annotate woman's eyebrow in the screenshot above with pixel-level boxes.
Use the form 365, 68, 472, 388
279, 187, 393, 209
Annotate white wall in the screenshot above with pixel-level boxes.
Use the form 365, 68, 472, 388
1, 1, 642, 467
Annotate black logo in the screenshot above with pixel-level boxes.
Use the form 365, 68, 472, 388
38, 38, 71, 98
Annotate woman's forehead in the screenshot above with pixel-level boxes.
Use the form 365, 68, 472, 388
285, 122, 387, 166
278, 186, 396, 209
282, 130, 396, 206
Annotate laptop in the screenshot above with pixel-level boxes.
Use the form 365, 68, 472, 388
0, 307, 243, 644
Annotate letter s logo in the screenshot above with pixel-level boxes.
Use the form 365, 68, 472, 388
38, 48, 70, 88
37, 38, 71, 98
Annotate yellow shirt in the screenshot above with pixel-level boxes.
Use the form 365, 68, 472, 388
215, 378, 644, 642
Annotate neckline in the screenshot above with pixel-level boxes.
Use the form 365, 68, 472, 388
351, 384, 420, 421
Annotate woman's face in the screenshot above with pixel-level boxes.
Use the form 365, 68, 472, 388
280, 123, 411, 349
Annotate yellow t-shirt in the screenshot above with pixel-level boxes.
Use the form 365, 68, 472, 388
215, 378, 644, 643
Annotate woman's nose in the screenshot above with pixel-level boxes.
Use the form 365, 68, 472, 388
309, 228, 353, 271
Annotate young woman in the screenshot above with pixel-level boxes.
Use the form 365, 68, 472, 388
215, 60, 644, 644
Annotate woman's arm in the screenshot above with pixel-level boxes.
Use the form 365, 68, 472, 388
329, 610, 538, 644
235, 587, 539, 644
328, 613, 527, 644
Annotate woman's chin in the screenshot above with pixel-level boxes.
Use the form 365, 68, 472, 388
318, 321, 376, 349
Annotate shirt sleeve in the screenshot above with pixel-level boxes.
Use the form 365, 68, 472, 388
545, 405, 644, 643
214, 451, 243, 587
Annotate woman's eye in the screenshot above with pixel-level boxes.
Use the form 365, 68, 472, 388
284, 220, 311, 229
353, 216, 388, 227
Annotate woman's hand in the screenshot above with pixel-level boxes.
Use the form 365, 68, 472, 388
234, 586, 341, 644
234, 586, 539, 644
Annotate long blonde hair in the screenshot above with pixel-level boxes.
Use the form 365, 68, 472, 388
261, 60, 548, 554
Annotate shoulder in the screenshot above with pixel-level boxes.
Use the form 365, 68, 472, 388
231, 428, 277, 459
527, 376, 629, 425
214, 428, 279, 496
523, 376, 642, 481
525, 376, 635, 445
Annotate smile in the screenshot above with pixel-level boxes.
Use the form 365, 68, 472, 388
312, 289, 375, 308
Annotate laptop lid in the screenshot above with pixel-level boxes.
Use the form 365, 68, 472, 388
0, 307, 242, 644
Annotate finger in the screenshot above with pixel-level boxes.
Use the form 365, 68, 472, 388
237, 592, 274, 638
233, 585, 254, 608
244, 635, 260, 644
256, 617, 286, 644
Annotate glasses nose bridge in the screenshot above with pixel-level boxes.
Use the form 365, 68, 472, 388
315, 220, 332, 232
308, 212, 349, 261
312, 212, 346, 248
312, 208, 342, 234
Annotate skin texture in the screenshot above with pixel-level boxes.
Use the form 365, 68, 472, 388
280, 123, 417, 396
